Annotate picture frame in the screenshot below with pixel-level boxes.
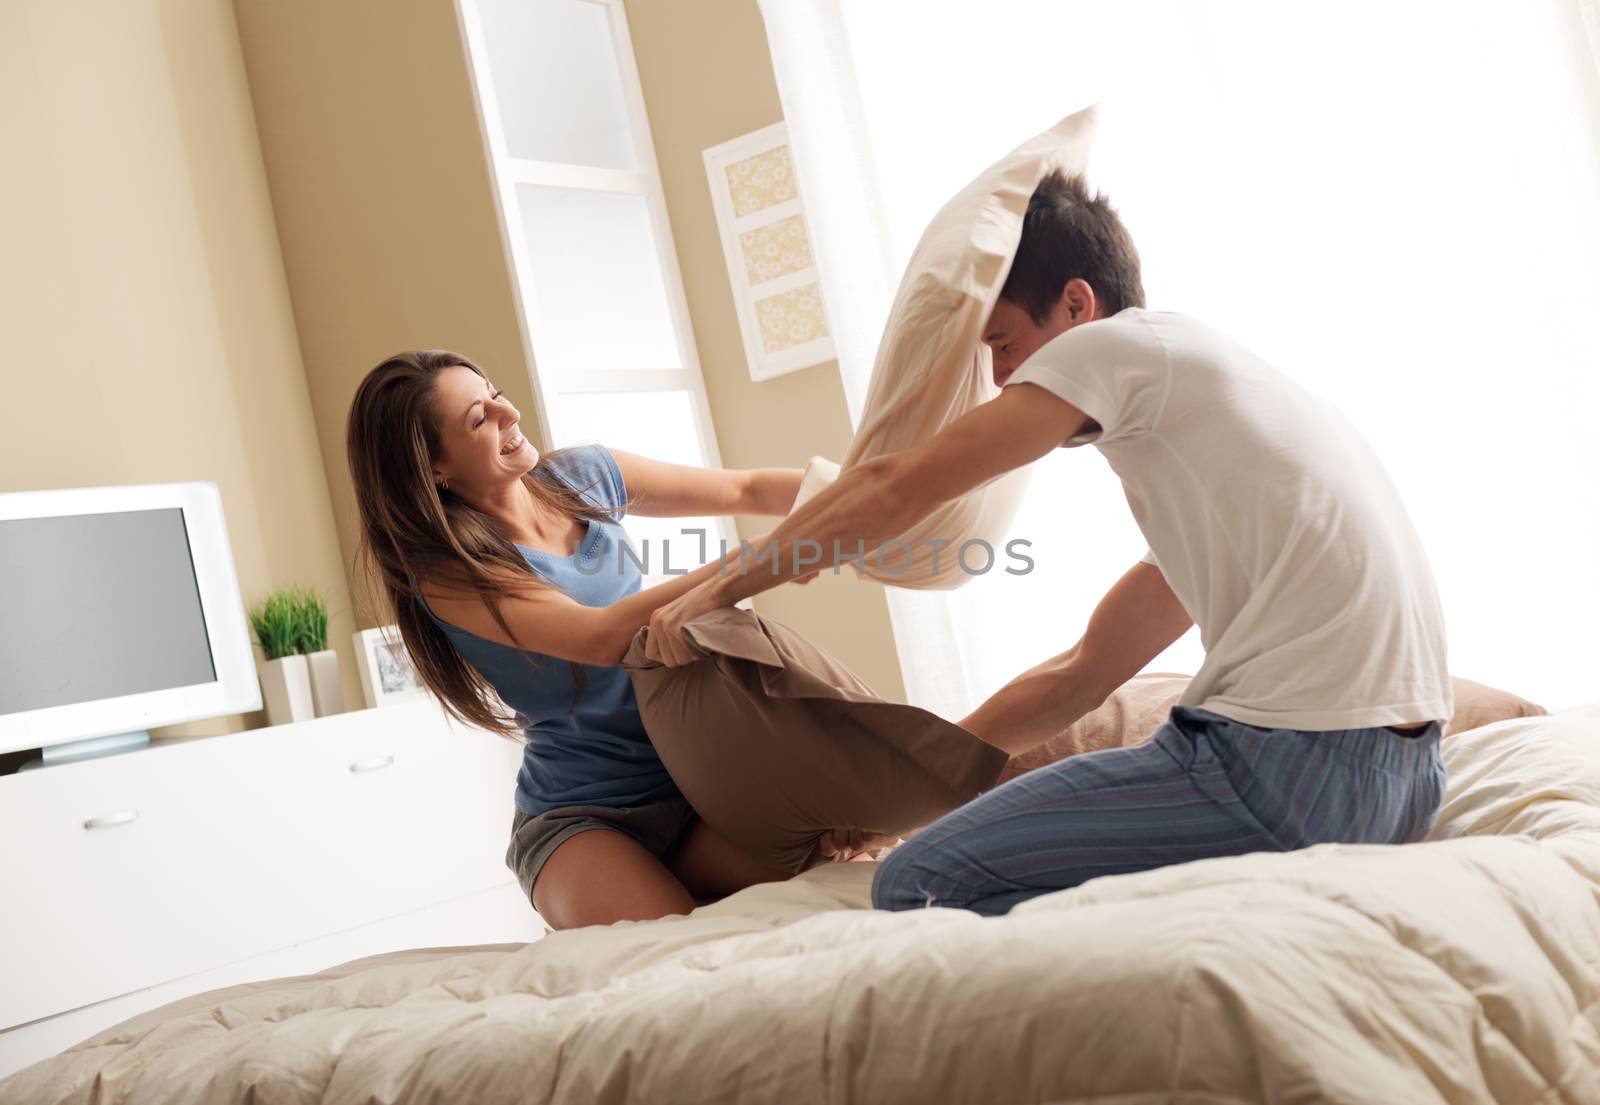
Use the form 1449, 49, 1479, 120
703, 122, 836, 382
352, 625, 426, 709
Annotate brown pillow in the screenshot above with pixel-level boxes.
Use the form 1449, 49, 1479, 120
999, 674, 1547, 784
620, 608, 1007, 873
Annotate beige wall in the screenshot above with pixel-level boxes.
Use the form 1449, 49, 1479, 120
624, 0, 905, 699
0, 0, 362, 734
0, 0, 904, 743
231, 0, 536, 630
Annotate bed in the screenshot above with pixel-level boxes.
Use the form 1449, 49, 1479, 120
4, 705, 1598, 1105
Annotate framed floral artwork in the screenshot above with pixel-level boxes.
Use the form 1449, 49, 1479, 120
703, 122, 835, 381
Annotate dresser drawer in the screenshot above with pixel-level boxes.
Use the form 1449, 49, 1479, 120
0, 702, 522, 1030
0, 740, 255, 1029
244, 709, 526, 934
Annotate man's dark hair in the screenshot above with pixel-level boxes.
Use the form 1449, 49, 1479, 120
1000, 170, 1145, 323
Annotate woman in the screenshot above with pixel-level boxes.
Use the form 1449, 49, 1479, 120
345, 350, 865, 930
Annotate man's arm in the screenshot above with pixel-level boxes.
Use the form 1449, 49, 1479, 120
959, 560, 1194, 757
642, 384, 1088, 666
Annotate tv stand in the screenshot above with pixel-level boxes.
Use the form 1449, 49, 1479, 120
0, 699, 543, 1079
32, 730, 151, 769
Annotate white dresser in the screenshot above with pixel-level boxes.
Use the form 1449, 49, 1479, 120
0, 699, 547, 1078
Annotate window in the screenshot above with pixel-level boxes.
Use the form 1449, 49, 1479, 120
765, 0, 1600, 714
457, 0, 731, 587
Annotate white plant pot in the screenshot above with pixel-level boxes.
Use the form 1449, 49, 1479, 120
306, 649, 345, 717
258, 654, 315, 727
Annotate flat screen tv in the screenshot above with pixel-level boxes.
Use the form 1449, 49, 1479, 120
0, 482, 261, 762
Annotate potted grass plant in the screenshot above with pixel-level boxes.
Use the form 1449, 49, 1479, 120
250, 587, 315, 726
249, 585, 344, 726
294, 586, 345, 718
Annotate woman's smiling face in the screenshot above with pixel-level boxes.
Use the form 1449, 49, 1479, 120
430, 365, 539, 492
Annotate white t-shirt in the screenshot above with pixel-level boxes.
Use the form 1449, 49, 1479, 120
1006, 308, 1452, 731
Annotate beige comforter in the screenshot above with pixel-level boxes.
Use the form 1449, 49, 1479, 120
6, 706, 1599, 1105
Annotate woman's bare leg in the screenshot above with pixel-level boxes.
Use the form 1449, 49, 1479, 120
663, 820, 792, 901
532, 829, 695, 930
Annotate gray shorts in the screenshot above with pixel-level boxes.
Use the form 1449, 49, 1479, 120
505, 789, 699, 903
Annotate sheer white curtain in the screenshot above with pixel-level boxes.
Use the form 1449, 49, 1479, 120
762, 0, 1600, 714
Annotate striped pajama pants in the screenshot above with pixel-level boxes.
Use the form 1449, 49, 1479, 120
872, 704, 1447, 916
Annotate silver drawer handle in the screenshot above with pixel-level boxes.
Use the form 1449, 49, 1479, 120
349, 755, 395, 774
83, 810, 140, 831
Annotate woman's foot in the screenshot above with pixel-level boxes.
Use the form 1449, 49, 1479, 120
819, 829, 902, 862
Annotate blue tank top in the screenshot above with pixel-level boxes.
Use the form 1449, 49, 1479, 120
421, 445, 674, 815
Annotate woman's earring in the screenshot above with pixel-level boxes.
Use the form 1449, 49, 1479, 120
438, 479, 449, 492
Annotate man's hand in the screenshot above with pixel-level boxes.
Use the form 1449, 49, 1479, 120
644, 531, 816, 667
643, 576, 727, 667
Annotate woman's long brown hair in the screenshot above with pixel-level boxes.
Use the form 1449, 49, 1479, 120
345, 350, 618, 740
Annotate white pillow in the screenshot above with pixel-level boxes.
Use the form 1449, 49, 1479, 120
793, 105, 1100, 588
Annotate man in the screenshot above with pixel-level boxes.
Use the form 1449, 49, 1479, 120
645, 170, 1451, 916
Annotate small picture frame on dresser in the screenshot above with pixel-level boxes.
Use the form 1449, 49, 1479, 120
353, 626, 426, 709
704, 122, 835, 382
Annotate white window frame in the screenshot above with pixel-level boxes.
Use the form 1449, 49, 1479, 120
452, 0, 738, 560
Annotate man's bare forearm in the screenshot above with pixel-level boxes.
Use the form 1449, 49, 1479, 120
960, 650, 1112, 757
959, 561, 1194, 756
707, 386, 1088, 608
706, 455, 931, 607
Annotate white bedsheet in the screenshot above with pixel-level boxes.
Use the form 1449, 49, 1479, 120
4, 706, 1599, 1104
